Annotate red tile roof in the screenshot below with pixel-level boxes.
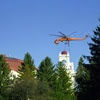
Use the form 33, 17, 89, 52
4, 57, 24, 72
4, 56, 38, 72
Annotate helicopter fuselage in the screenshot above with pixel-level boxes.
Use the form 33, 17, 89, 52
54, 35, 88, 44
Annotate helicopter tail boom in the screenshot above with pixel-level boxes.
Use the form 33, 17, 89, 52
54, 34, 88, 44
68, 35, 88, 41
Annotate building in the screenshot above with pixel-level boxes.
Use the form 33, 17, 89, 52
4, 56, 37, 79
59, 50, 75, 86
4, 56, 24, 79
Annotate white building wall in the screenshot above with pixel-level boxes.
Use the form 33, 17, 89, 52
59, 51, 75, 87
10, 70, 19, 79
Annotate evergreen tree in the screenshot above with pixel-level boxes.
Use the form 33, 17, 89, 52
0, 55, 11, 100
37, 57, 55, 100
10, 64, 37, 100
86, 19, 100, 100
37, 57, 55, 85
23, 52, 35, 71
75, 57, 90, 100
52, 62, 77, 100
10, 53, 37, 100
88, 21, 100, 64
35, 80, 52, 100
76, 19, 100, 100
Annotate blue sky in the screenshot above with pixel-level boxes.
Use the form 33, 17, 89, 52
0, 0, 100, 70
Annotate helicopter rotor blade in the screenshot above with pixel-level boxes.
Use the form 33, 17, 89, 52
67, 31, 77, 37
59, 32, 67, 38
49, 34, 65, 38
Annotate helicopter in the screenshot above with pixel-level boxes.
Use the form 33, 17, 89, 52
49, 32, 88, 45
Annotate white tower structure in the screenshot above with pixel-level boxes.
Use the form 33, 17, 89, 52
59, 50, 75, 84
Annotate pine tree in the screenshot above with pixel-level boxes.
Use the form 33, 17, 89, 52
0, 55, 11, 100
19, 52, 36, 78
35, 80, 52, 100
86, 19, 100, 100
9, 53, 37, 100
76, 19, 100, 100
75, 57, 90, 100
23, 52, 35, 71
37, 57, 55, 85
88, 21, 100, 64
37, 57, 55, 100
52, 62, 77, 100
10, 64, 37, 100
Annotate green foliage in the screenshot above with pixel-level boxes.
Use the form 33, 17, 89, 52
23, 52, 35, 71
52, 62, 77, 100
75, 57, 90, 100
37, 56, 55, 84
76, 57, 90, 83
38, 57, 77, 100
1, 53, 77, 100
19, 52, 36, 78
88, 24, 100, 65
35, 80, 52, 100
87, 19, 100, 100
0, 55, 11, 100
10, 56, 54, 100
76, 19, 100, 100
37, 57, 56, 100
10, 65, 37, 100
